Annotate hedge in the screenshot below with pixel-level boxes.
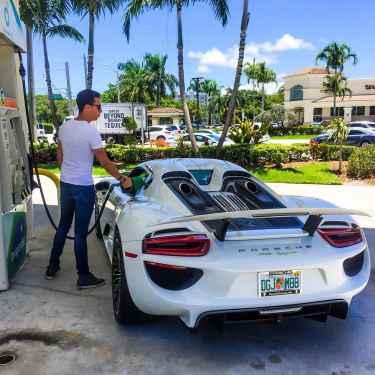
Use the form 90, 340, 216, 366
269, 125, 323, 136
347, 146, 375, 179
32, 142, 357, 167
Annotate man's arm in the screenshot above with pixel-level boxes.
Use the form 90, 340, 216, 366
57, 141, 63, 168
93, 148, 132, 189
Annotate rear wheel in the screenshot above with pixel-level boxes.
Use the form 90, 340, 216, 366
360, 141, 370, 147
112, 231, 149, 324
156, 135, 166, 141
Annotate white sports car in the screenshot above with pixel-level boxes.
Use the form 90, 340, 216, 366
95, 158, 370, 329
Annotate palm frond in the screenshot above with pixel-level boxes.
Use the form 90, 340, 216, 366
47, 24, 85, 42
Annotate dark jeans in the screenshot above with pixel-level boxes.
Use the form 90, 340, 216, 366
49, 181, 95, 275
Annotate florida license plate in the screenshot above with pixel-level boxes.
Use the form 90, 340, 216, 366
258, 270, 302, 297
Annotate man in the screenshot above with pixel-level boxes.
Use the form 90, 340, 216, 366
45, 89, 134, 289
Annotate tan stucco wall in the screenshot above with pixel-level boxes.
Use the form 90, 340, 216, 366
284, 72, 375, 123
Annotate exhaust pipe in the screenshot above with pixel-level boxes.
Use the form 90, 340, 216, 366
179, 183, 194, 196
244, 181, 258, 194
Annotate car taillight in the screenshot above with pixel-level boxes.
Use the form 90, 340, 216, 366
143, 234, 210, 256
318, 227, 363, 248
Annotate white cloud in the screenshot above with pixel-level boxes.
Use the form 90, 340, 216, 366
188, 34, 314, 73
239, 73, 286, 95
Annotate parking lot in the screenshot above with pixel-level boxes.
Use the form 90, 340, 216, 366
0, 181, 374, 375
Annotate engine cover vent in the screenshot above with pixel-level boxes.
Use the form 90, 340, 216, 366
209, 192, 249, 212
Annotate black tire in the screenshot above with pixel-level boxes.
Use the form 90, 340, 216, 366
94, 197, 103, 239
360, 141, 370, 147
112, 231, 149, 324
156, 135, 166, 141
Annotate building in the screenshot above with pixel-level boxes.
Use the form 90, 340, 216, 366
284, 67, 375, 124
148, 107, 184, 126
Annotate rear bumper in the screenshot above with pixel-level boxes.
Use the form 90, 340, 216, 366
194, 299, 348, 329
124, 245, 371, 328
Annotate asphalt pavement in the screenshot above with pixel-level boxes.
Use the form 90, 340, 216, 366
0, 178, 374, 374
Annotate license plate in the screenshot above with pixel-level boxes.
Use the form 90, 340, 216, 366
258, 270, 302, 297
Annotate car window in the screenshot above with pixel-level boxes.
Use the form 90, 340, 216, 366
182, 135, 190, 141
349, 130, 364, 135
149, 127, 162, 132
195, 135, 206, 142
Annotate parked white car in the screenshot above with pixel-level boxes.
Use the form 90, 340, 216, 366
182, 132, 234, 146
148, 125, 177, 144
36, 123, 45, 138
95, 158, 370, 329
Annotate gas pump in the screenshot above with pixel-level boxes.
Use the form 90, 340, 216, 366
0, 0, 32, 290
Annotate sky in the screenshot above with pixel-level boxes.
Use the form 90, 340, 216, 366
31, 0, 375, 98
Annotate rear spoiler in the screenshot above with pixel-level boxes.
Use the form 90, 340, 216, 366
154, 208, 370, 241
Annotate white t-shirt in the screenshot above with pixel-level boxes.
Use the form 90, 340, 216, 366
59, 119, 102, 186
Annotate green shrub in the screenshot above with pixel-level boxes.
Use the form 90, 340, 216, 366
35, 142, 356, 168
311, 143, 355, 161
347, 146, 375, 179
32, 143, 57, 163
269, 125, 322, 136
43, 123, 54, 134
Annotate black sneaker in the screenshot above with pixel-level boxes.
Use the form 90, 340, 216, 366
45, 265, 60, 280
77, 273, 105, 290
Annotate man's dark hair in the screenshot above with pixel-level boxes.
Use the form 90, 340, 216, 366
76, 89, 101, 112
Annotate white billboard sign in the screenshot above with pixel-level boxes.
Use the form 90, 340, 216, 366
0, 0, 26, 51
95, 103, 146, 134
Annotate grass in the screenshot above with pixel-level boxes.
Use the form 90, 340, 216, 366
250, 162, 342, 185
37, 161, 342, 185
270, 135, 314, 140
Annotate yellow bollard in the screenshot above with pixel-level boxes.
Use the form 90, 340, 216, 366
33, 168, 61, 202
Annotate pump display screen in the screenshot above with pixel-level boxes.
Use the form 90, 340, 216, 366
189, 170, 213, 185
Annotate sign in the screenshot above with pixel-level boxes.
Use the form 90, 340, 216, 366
365, 84, 375, 90
95, 103, 146, 134
0, 88, 17, 109
51, 94, 63, 100
0, 0, 26, 51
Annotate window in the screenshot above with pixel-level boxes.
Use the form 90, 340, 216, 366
352, 106, 365, 116
290, 85, 303, 101
149, 126, 163, 132
349, 130, 364, 136
349, 123, 365, 128
159, 117, 173, 125
313, 108, 323, 122
370, 106, 375, 116
330, 107, 344, 117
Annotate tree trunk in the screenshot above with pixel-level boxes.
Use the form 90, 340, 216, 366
216, 0, 249, 156
86, 11, 95, 89
26, 26, 36, 140
42, 34, 59, 129
333, 93, 337, 119
176, 2, 199, 154
261, 83, 265, 112
339, 141, 343, 174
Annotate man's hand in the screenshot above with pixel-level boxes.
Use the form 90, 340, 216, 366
119, 176, 132, 191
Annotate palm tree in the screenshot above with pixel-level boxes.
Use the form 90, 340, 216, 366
327, 117, 349, 174
243, 58, 258, 90
117, 60, 149, 103
123, 0, 230, 154
316, 42, 358, 119
201, 80, 220, 126
244, 62, 277, 112
322, 73, 352, 118
144, 54, 178, 106
216, 0, 249, 155
72, 0, 123, 89
20, 0, 84, 129
316, 42, 358, 74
